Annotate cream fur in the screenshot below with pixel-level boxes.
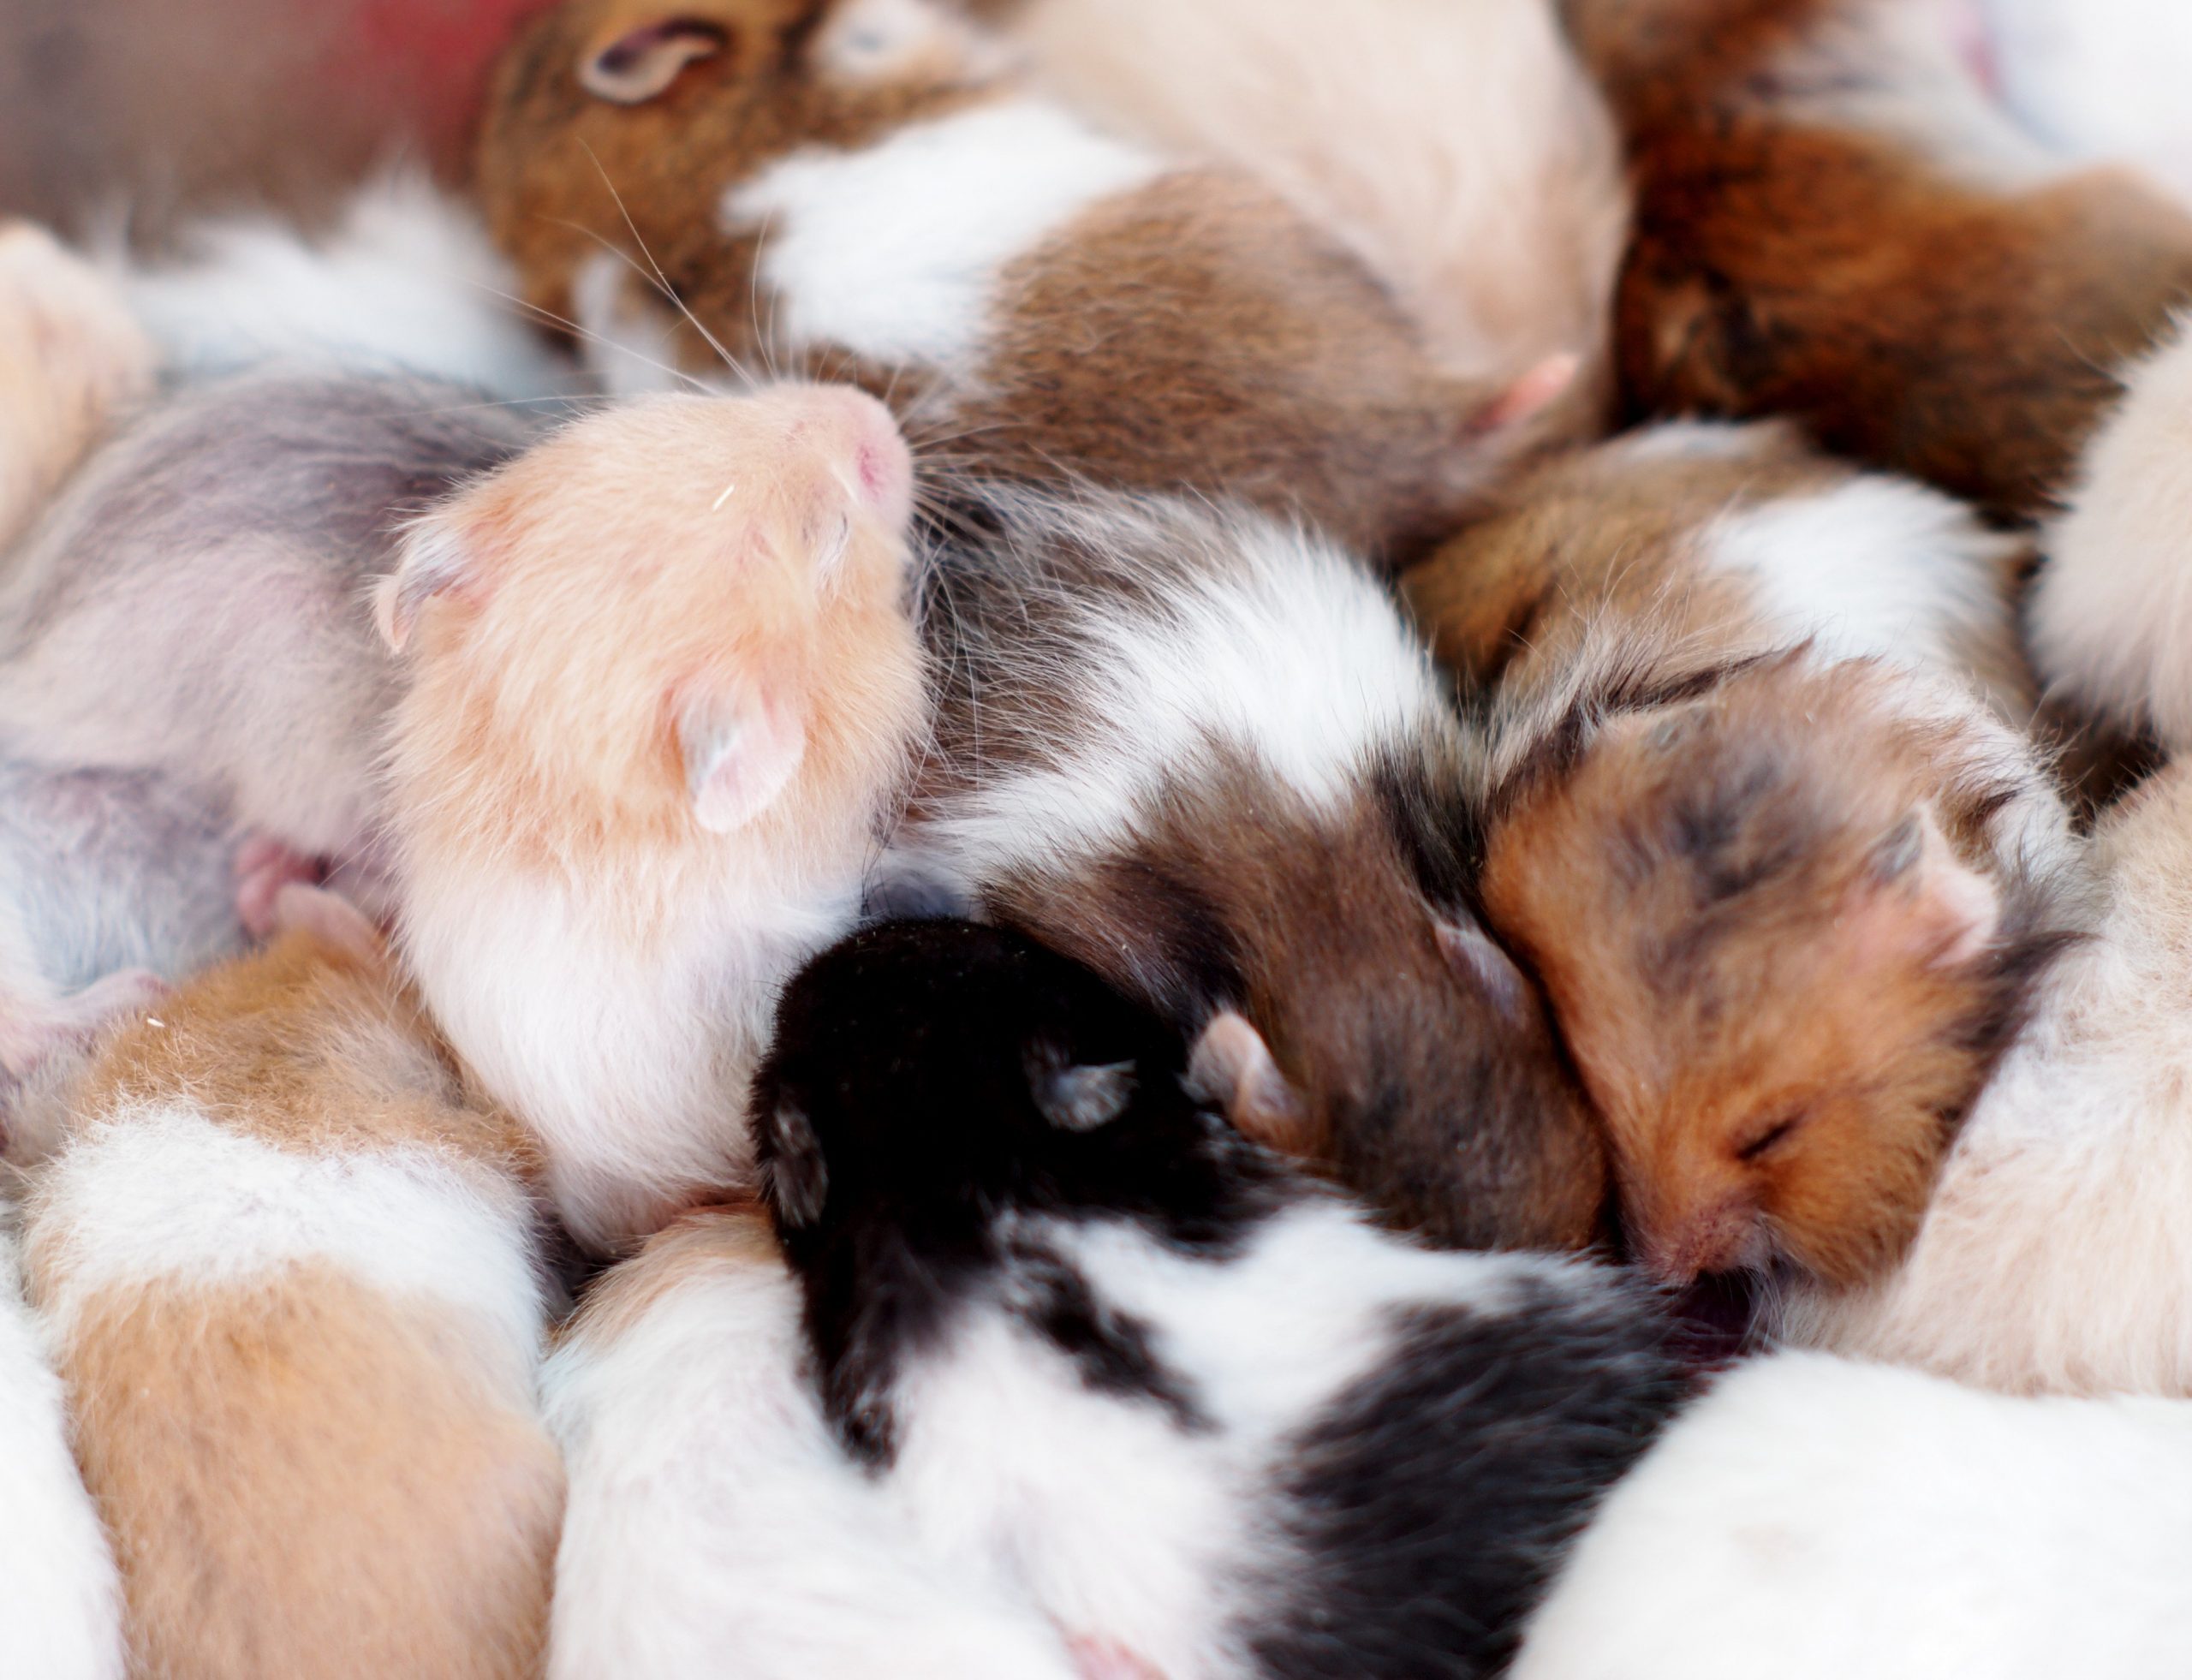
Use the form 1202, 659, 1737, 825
542, 1213, 1082, 1679
1009, 0, 1628, 381
1773, 760, 2192, 1394
2030, 316, 2192, 749
1981, 0, 2192, 198
1514, 1350, 2192, 1680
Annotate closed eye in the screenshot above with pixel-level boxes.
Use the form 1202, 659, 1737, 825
1736, 1112, 1804, 1163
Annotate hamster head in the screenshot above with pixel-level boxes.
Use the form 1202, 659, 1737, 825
480, 0, 1015, 312
379, 381, 923, 866
1481, 658, 2056, 1290
754, 920, 1283, 1261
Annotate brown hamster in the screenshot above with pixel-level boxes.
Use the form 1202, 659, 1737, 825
475, 0, 1571, 562
1563, 0, 2192, 521
23, 892, 562, 1680
1403, 421, 2080, 1286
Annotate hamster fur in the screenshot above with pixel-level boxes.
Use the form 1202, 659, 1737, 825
21, 897, 563, 1680
894, 482, 1610, 1252
2028, 315, 2192, 752
1005, 0, 1629, 395
1404, 426, 2080, 1285
1511, 1349, 2192, 1680
1772, 758, 2192, 1394
754, 920, 1691, 1680
110, 170, 578, 401
1565, 0, 2192, 521
0, 370, 545, 908
0, 222, 155, 554
0, 1217, 124, 1680
477, 0, 1570, 562
543, 1206, 1087, 1679
378, 380, 926, 1253
1981, 0, 2192, 202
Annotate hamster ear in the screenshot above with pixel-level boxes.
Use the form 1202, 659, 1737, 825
270, 885, 387, 970
1187, 1010, 1313, 1155
1850, 812, 2001, 971
377, 514, 480, 654
1466, 353, 1581, 438
762, 1101, 828, 1229
581, 16, 730, 104
1434, 918, 1533, 1022
678, 686, 807, 833
1032, 1056, 1137, 1133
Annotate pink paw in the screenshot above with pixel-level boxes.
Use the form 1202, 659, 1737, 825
1069, 1638, 1165, 1680
234, 835, 325, 940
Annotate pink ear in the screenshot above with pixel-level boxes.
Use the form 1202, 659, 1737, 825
1846, 812, 2001, 971
271, 884, 388, 969
376, 513, 478, 654
678, 686, 807, 833
1187, 1010, 1312, 1155
1469, 353, 1581, 436
581, 17, 730, 104
1434, 918, 1533, 1021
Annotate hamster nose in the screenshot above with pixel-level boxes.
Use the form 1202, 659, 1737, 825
1637, 1194, 1764, 1285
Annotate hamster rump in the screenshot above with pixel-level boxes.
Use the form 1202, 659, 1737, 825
0, 371, 545, 878
1772, 760, 2192, 1397
754, 919, 1690, 1680
1574, 0, 2192, 520
22, 922, 562, 1680
543, 1207, 1084, 1679
1510, 1351, 2192, 1680
1474, 636, 2079, 1289
899, 484, 1610, 1252
1006, 0, 1629, 393
478, 0, 1570, 560
2029, 316, 2192, 751
0, 223, 156, 551
381, 379, 926, 1252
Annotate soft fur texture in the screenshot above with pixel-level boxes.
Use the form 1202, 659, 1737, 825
0, 221, 154, 554
1982, 0, 2192, 200
543, 1207, 1086, 1678
381, 381, 926, 1251
2029, 315, 2192, 750
1773, 760, 2192, 1394
895, 483, 1610, 1252
754, 921, 1691, 1679
1006, 0, 1629, 397
477, 0, 1565, 562
22, 915, 563, 1680
1513, 1349, 2192, 1679
112, 170, 577, 400
1568, 0, 2192, 521
1405, 430, 2081, 1285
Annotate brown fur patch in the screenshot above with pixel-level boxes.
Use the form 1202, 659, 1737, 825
557, 1201, 777, 1351
66, 1270, 562, 1680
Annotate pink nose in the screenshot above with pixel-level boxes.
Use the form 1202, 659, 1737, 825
1639, 1197, 1765, 1284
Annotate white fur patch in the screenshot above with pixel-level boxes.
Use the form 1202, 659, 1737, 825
1512, 1350, 2192, 1679
724, 98, 1162, 366
924, 515, 1446, 874
31, 1103, 544, 1360
1707, 475, 2022, 674
544, 1232, 1079, 1679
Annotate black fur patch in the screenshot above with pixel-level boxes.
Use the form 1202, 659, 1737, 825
1249, 1275, 1693, 1680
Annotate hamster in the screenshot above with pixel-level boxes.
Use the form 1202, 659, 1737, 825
0, 371, 546, 909
0, 1218, 125, 1680
543, 1206, 1089, 1679
0, 221, 155, 553
0, 765, 246, 1146
476, 0, 1571, 562
754, 919, 1691, 1680
1772, 759, 2192, 1395
1403, 427, 2082, 1286
378, 379, 926, 1253
2028, 316, 2192, 754
893, 482, 1610, 1252
1511, 1349, 2192, 1680
1564, 0, 2192, 521
1003, 0, 1628, 398
21, 895, 562, 1680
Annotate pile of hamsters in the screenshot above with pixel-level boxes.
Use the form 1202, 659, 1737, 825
5, 0, 2192, 1674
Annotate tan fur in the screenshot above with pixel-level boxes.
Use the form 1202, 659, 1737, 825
557, 1202, 777, 1351
384, 385, 922, 909
475, 0, 1556, 561
1566, 0, 2192, 520
24, 930, 560, 1679
0, 223, 157, 551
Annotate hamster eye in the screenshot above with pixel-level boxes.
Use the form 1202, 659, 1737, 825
1735, 1110, 1806, 1164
